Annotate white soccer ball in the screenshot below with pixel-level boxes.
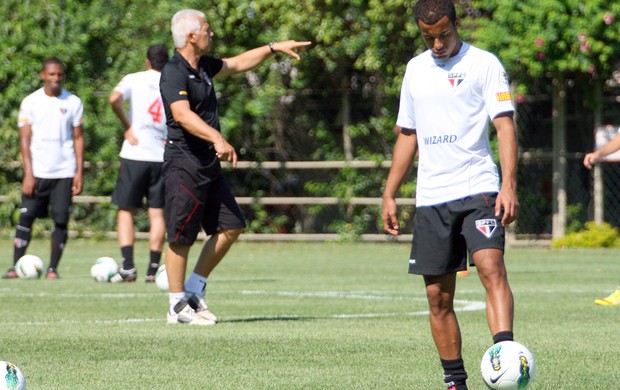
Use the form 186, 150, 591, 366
15, 255, 44, 279
480, 341, 536, 389
155, 264, 168, 291
0, 360, 27, 390
90, 257, 119, 282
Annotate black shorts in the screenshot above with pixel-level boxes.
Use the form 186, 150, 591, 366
20, 178, 73, 224
163, 157, 245, 246
408, 192, 505, 276
111, 158, 164, 209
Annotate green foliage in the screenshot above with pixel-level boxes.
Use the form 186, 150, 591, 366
551, 221, 620, 248
1, 0, 617, 237
464, 0, 620, 98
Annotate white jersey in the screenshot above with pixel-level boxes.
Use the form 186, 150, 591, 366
396, 43, 515, 206
18, 88, 84, 179
113, 69, 166, 162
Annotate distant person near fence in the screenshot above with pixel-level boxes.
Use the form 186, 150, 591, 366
108, 44, 169, 284
3, 58, 84, 280
583, 125, 620, 306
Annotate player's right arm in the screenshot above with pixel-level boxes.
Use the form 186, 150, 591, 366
19, 124, 36, 197
382, 128, 418, 235
584, 131, 620, 169
109, 90, 138, 145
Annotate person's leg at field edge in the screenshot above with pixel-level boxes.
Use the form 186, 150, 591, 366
193, 228, 244, 280
166, 242, 190, 295
146, 207, 166, 278
424, 273, 468, 390
472, 248, 514, 337
117, 208, 136, 268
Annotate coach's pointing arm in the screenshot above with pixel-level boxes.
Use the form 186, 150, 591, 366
215, 40, 312, 79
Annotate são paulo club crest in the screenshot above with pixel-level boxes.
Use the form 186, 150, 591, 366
475, 219, 497, 238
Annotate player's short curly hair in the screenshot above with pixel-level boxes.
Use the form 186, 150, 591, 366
414, 0, 457, 25
41, 57, 64, 72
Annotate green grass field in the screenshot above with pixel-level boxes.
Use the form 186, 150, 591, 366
0, 239, 618, 389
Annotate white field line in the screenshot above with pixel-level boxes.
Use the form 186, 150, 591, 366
0, 289, 485, 326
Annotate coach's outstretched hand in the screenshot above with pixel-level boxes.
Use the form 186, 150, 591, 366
270, 40, 312, 60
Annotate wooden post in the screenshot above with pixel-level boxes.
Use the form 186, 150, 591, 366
552, 76, 567, 239
592, 82, 604, 225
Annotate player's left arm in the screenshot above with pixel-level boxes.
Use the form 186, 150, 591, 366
72, 124, 84, 196
493, 112, 519, 226
215, 40, 312, 79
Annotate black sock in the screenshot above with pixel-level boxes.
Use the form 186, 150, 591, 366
49, 224, 68, 270
121, 246, 134, 270
147, 251, 161, 275
493, 331, 514, 344
441, 358, 468, 389
13, 216, 34, 265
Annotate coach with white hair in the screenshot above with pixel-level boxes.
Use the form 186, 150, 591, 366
160, 9, 311, 325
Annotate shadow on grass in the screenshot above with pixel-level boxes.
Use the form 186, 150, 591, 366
222, 315, 312, 323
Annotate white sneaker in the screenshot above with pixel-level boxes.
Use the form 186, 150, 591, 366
188, 294, 219, 323
167, 299, 216, 326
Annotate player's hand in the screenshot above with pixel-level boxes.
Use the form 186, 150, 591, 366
382, 197, 401, 236
124, 127, 138, 146
496, 188, 519, 226
271, 40, 313, 60
21, 175, 36, 197
72, 175, 83, 196
583, 152, 599, 170
214, 139, 238, 167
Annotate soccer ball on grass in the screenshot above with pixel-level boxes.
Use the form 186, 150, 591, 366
15, 255, 44, 279
155, 264, 168, 291
90, 257, 119, 282
0, 360, 27, 390
480, 341, 536, 389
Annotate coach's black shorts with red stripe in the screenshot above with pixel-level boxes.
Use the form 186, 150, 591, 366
163, 157, 245, 246
408, 192, 505, 276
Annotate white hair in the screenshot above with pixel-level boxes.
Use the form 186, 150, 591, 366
171, 9, 205, 49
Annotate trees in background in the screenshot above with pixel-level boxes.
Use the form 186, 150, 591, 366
1, 0, 619, 238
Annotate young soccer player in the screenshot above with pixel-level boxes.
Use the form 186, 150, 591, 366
108, 44, 169, 283
2, 58, 84, 280
382, 1, 520, 388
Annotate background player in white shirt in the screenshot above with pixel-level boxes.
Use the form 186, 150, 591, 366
382, 1, 519, 389
108, 45, 169, 283
2, 58, 84, 280
583, 124, 620, 306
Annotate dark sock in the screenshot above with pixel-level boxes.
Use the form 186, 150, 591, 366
493, 330, 514, 344
441, 358, 468, 390
121, 246, 134, 270
49, 224, 68, 270
147, 251, 161, 275
13, 216, 34, 265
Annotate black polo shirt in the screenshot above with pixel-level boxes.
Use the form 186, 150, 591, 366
160, 49, 224, 163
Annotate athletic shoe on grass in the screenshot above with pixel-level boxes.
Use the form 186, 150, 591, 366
110, 267, 137, 283
45, 268, 60, 279
188, 294, 219, 323
1, 267, 17, 279
594, 288, 620, 306
167, 299, 216, 326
